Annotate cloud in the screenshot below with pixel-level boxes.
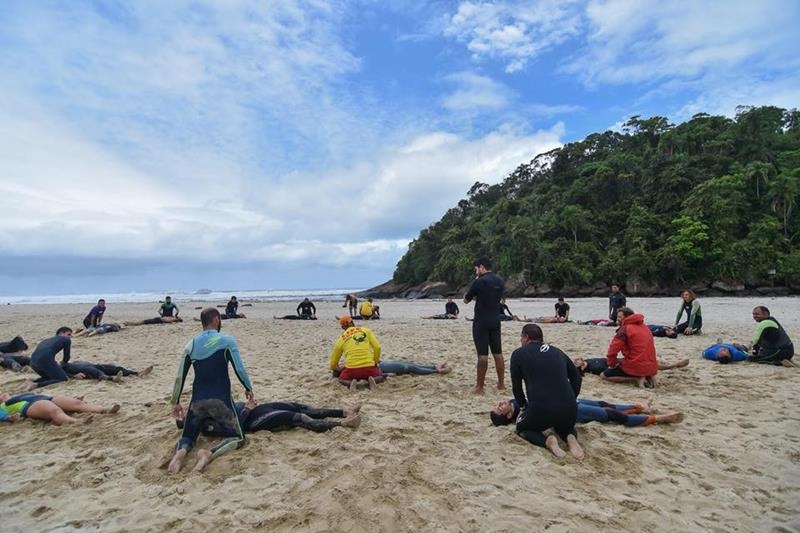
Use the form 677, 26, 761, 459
443, 1, 583, 72
441, 71, 514, 111
566, 0, 800, 85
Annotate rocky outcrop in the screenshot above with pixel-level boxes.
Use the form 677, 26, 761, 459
358, 280, 457, 299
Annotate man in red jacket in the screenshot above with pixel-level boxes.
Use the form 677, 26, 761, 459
602, 307, 658, 387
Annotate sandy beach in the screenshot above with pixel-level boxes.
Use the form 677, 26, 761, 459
1, 296, 799, 532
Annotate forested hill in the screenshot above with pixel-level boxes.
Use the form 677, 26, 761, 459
388, 106, 800, 298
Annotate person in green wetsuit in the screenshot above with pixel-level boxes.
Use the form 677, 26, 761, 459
674, 289, 702, 335
748, 306, 794, 366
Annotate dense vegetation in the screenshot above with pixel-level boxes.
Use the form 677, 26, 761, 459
394, 106, 800, 292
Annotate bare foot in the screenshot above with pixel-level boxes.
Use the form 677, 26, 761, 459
367, 376, 377, 391
472, 386, 485, 395
24, 381, 36, 391
105, 404, 121, 414
343, 404, 362, 417
437, 363, 453, 374
781, 359, 797, 368
193, 449, 213, 472
637, 399, 652, 413
140, 366, 153, 376
656, 412, 684, 424
497, 383, 506, 391
111, 371, 123, 382
566, 434, 584, 460
636, 377, 646, 388
168, 449, 188, 474
674, 358, 690, 368
73, 373, 86, 380
545, 435, 567, 458
349, 380, 358, 392
341, 414, 362, 428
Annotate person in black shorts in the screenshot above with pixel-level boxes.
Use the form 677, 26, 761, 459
554, 297, 570, 321
463, 257, 505, 394
508, 324, 584, 459
124, 316, 183, 326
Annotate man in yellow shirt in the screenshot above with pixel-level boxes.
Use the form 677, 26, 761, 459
330, 315, 384, 390
358, 298, 381, 320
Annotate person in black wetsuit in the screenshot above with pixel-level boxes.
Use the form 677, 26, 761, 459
648, 324, 678, 338
167, 307, 256, 474
274, 298, 318, 320
1, 353, 30, 371
176, 400, 362, 434
222, 296, 246, 319
159, 296, 180, 318
554, 297, 570, 320
0, 336, 28, 354
608, 283, 626, 323
572, 356, 689, 375
125, 316, 183, 326
508, 324, 584, 459
422, 298, 460, 319
463, 257, 506, 394
62, 361, 153, 381
25, 327, 73, 390
748, 306, 794, 365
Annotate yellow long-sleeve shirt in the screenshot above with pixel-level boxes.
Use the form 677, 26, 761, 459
329, 326, 381, 370
359, 301, 374, 317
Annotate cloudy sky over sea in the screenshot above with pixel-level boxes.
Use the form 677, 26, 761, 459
1, 1, 798, 295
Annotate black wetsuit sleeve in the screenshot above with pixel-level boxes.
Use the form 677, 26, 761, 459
311, 303, 316, 314
510, 351, 526, 409
296, 303, 302, 314
564, 353, 582, 397
61, 338, 71, 364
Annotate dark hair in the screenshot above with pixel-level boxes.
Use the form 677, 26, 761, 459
200, 307, 221, 327
557, 296, 564, 301
681, 288, 697, 301
490, 411, 513, 426
753, 305, 770, 315
521, 323, 543, 341
611, 283, 620, 288
165, 296, 172, 300
56, 326, 72, 335
474, 257, 492, 270
98, 298, 106, 303
617, 307, 635, 317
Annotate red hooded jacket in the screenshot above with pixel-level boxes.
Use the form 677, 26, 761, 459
606, 313, 658, 377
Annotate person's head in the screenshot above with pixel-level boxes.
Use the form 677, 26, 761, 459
339, 315, 354, 329
520, 324, 543, 345
97, 298, 106, 308
681, 289, 696, 303
572, 357, 587, 370
447, 298, 453, 303
474, 257, 492, 275
500, 297, 506, 304
303, 297, 309, 302
200, 308, 222, 331
230, 296, 237, 302
617, 307, 634, 323
610, 283, 620, 293
557, 296, 565, 302
490, 399, 515, 426
56, 326, 72, 337
165, 296, 172, 303
664, 326, 678, 339
752, 306, 770, 322
716, 347, 732, 364
368, 298, 373, 303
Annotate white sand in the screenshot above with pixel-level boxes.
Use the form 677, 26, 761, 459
1, 297, 799, 532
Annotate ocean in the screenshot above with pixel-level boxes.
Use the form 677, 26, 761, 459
0, 288, 366, 305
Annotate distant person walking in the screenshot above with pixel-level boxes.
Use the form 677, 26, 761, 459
463, 257, 505, 394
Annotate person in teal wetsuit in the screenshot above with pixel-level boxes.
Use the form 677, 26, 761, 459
166, 307, 256, 474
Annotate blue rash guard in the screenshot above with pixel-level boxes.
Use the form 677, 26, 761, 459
702, 343, 748, 362
171, 329, 253, 457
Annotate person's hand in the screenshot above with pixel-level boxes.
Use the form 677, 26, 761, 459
245, 390, 255, 405
8, 413, 20, 422
171, 403, 184, 420
516, 410, 525, 424
685, 328, 694, 335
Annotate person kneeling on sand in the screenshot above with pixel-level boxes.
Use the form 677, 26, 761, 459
167, 307, 256, 474
0, 392, 119, 425
508, 324, 584, 459
572, 357, 689, 376
602, 307, 659, 388
329, 315, 385, 391
175, 398, 362, 434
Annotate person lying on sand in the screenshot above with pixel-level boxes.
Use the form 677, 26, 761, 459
0, 392, 119, 425
702, 342, 749, 364
63, 362, 153, 382
572, 357, 689, 378
73, 323, 123, 337
175, 398, 361, 434
421, 298, 460, 319
333, 359, 452, 389
0, 335, 28, 354
124, 316, 183, 326
1, 353, 31, 371
491, 397, 683, 428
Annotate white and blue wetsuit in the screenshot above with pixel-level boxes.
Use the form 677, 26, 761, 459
171, 330, 253, 458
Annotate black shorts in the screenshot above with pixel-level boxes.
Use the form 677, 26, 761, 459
602, 366, 634, 378
472, 321, 502, 356
143, 317, 163, 325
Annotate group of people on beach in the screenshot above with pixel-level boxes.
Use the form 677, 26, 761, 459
1, 260, 795, 469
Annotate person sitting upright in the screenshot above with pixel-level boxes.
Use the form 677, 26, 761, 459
297, 298, 316, 319
602, 307, 658, 387
329, 315, 384, 390
674, 289, 702, 335
554, 297, 570, 321
160, 296, 180, 318
422, 298, 460, 319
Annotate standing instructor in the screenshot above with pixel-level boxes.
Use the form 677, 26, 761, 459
464, 257, 505, 394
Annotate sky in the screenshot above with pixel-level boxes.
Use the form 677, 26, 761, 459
1, 0, 798, 296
